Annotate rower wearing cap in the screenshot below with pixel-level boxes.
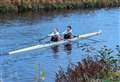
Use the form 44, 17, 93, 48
48, 28, 62, 42
63, 26, 73, 39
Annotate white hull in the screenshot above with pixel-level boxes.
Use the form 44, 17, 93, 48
9, 31, 102, 55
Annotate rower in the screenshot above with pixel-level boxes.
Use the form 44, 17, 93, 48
48, 28, 62, 42
63, 26, 73, 39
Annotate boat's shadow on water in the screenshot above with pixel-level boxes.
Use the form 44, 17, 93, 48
50, 39, 104, 58
51, 43, 72, 56
0, 52, 9, 56
64, 43, 72, 55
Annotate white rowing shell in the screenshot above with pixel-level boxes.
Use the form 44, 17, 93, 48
8, 31, 102, 55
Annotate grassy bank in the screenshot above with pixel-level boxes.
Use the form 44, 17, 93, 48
0, 0, 120, 13
56, 45, 120, 82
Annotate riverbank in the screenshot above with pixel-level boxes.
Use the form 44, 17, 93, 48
0, 0, 120, 13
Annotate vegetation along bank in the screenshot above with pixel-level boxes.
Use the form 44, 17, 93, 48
0, 0, 120, 13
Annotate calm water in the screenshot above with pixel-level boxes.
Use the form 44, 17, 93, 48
0, 8, 120, 82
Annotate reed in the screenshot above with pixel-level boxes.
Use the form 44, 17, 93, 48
0, 4, 17, 13
0, 0, 120, 13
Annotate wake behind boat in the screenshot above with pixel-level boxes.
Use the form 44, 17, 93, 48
8, 30, 102, 55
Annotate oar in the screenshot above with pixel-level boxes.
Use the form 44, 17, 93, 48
38, 36, 49, 42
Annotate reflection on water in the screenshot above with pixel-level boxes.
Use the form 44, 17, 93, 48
51, 43, 72, 59
51, 46, 60, 59
51, 46, 59, 54
51, 43, 72, 55
64, 43, 72, 55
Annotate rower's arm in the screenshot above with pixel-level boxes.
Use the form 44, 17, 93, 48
48, 32, 60, 36
63, 30, 73, 35
48, 32, 54, 37
63, 31, 67, 34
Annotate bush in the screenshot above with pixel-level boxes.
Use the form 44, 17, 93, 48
17, 4, 31, 12
56, 45, 120, 82
0, 4, 17, 13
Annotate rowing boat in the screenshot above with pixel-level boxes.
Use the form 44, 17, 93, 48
8, 31, 102, 55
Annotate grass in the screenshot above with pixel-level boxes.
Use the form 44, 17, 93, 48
33, 64, 45, 81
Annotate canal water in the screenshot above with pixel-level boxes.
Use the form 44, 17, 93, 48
0, 8, 120, 82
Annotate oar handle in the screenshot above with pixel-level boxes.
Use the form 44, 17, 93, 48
38, 36, 49, 42
73, 35, 77, 37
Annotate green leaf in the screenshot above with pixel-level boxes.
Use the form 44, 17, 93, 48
40, 71, 45, 81
34, 64, 38, 72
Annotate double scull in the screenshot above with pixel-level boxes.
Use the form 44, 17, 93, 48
9, 31, 102, 55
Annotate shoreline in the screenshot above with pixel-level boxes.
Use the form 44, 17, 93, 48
0, 8, 118, 18
0, 0, 120, 13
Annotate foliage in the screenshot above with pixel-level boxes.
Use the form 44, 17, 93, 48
55, 45, 120, 82
0, 4, 17, 13
0, 0, 120, 13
